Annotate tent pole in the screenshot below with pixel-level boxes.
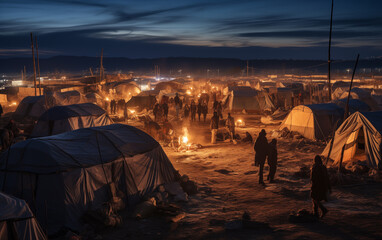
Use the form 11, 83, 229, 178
327, 0, 334, 102
30, 33, 37, 96
344, 54, 360, 119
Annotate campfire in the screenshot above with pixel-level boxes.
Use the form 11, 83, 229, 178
235, 119, 245, 127
178, 128, 192, 151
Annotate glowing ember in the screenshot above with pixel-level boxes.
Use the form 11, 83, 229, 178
105, 97, 110, 101
128, 109, 136, 114
235, 119, 245, 127
186, 90, 192, 95
9, 102, 17, 106
182, 136, 188, 144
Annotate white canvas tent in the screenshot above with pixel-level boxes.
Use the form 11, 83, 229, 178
30, 103, 113, 137
223, 86, 275, 113
279, 103, 344, 141
0, 124, 178, 235
322, 111, 382, 170
0, 192, 47, 240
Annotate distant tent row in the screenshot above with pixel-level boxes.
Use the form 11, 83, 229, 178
0, 192, 47, 240
0, 124, 178, 235
223, 86, 275, 113
31, 103, 113, 137
126, 95, 157, 110
322, 111, 382, 170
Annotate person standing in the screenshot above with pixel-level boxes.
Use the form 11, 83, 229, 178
190, 100, 197, 122
184, 103, 190, 120
217, 101, 223, 119
197, 101, 202, 122
174, 93, 180, 118
311, 155, 331, 218
202, 102, 208, 122
123, 102, 128, 122
254, 129, 268, 184
153, 103, 159, 122
226, 113, 235, 142
267, 139, 278, 183
210, 111, 219, 144
163, 102, 169, 120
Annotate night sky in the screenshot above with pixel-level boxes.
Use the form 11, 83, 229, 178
0, 0, 381, 59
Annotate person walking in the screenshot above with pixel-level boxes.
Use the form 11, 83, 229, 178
267, 139, 278, 183
311, 155, 331, 218
163, 102, 169, 120
190, 100, 197, 122
210, 111, 219, 144
254, 129, 268, 184
226, 113, 235, 142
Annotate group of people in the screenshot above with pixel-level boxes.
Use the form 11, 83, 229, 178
254, 129, 331, 218
184, 100, 208, 122
108, 99, 128, 121
209, 112, 235, 144
153, 102, 169, 122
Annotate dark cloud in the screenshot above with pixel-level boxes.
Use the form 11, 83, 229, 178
238, 30, 381, 39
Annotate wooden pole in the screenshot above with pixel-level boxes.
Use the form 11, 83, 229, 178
246, 60, 249, 77
30, 33, 37, 96
344, 54, 360, 119
35, 36, 42, 96
328, 0, 334, 102
100, 48, 103, 83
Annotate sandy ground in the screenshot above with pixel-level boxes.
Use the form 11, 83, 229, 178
99, 112, 382, 240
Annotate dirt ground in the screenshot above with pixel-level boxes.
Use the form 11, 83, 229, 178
99, 112, 382, 240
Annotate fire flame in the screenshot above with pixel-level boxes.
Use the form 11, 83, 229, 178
105, 97, 110, 101
182, 136, 188, 144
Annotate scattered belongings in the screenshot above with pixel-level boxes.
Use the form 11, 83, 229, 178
225, 211, 269, 231
288, 209, 318, 223
293, 166, 311, 179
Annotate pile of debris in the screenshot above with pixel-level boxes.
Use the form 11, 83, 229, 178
223, 211, 270, 231
288, 209, 318, 223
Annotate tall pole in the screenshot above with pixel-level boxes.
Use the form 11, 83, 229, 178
246, 60, 249, 77
35, 36, 42, 95
99, 48, 104, 83
328, 0, 334, 101
30, 33, 37, 96
344, 54, 360, 119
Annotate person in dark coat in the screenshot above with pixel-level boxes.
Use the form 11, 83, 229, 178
202, 102, 208, 122
267, 139, 278, 182
153, 103, 159, 121
217, 101, 223, 119
174, 93, 180, 118
110, 99, 116, 114
254, 129, 268, 184
226, 113, 235, 141
197, 102, 202, 121
162, 102, 169, 120
190, 100, 197, 122
311, 155, 331, 218
184, 103, 190, 120
210, 111, 219, 144
123, 103, 128, 122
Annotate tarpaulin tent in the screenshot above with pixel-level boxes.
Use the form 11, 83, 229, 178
223, 86, 275, 113
321, 111, 382, 170
279, 103, 344, 141
0, 124, 178, 235
333, 99, 371, 114
126, 95, 157, 110
54, 90, 83, 105
85, 92, 103, 105
339, 87, 379, 110
13, 95, 57, 121
0, 192, 47, 240
30, 103, 113, 137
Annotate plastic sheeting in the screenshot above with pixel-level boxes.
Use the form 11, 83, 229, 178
321, 111, 382, 169
0, 124, 177, 235
13, 95, 57, 121
225, 87, 275, 113
31, 103, 113, 137
280, 104, 344, 141
333, 99, 371, 114
0, 192, 47, 240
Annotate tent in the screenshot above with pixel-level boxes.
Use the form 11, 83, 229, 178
321, 111, 382, 170
279, 103, 344, 140
54, 90, 83, 105
30, 103, 113, 137
0, 192, 47, 240
339, 87, 379, 110
13, 95, 57, 121
223, 86, 275, 113
85, 92, 103, 105
333, 99, 371, 114
0, 124, 178, 235
126, 95, 157, 110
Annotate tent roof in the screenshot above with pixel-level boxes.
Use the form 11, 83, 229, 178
38, 103, 106, 121
0, 192, 33, 221
362, 111, 382, 133
0, 124, 159, 174
305, 103, 343, 113
231, 86, 258, 97
333, 99, 371, 113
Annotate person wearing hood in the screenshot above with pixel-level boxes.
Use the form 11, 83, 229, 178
267, 139, 278, 183
311, 155, 331, 218
254, 129, 268, 184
